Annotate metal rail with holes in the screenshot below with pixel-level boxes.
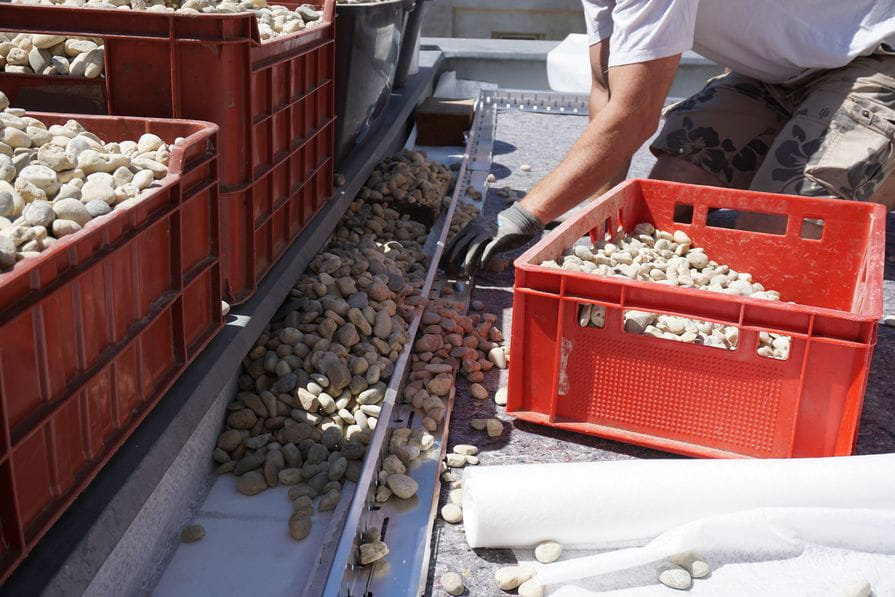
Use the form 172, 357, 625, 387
319, 89, 582, 596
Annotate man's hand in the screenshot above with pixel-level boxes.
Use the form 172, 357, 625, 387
442, 203, 544, 274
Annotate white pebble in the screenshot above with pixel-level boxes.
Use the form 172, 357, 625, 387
518, 578, 544, 597
534, 540, 562, 563
494, 387, 508, 406
495, 566, 535, 590
671, 551, 710, 578
441, 503, 463, 523
843, 580, 872, 597
657, 563, 692, 590
440, 571, 464, 595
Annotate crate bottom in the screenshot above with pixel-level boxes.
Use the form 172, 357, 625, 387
508, 410, 786, 459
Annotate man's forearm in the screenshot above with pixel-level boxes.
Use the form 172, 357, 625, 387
520, 55, 680, 224
520, 106, 653, 224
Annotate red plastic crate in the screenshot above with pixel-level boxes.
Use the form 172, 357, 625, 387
0, 0, 336, 303
0, 112, 221, 583
508, 179, 886, 460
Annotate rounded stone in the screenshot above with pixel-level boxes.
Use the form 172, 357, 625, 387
452, 444, 478, 456
494, 566, 535, 591
18, 164, 59, 194
440, 503, 463, 523
236, 470, 267, 495
52, 197, 92, 226
386, 473, 418, 499
84, 199, 112, 218
180, 523, 205, 543
51, 218, 82, 238
37, 144, 76, 172
535, 540, 562, 563
226, 408, 257, 430
132, 169, 155, 190
518, 578, 544, 597
65, 39, 97, 57
485, 418, 504, 438
80, 180, 115, 204
137, 133, 164, 153
358, 541, 389, 565
217, 429, 243, 452
494, 387, 508, 406
690, 560, 710, 579
440, 572, 464, 596
0, 235, 16, 269
288, 512, 311, 540
22, 200, 55, 227
0, 192, 14, 218
444, 454, 466, 468
657, 564, 692, 590
686, 251, 709, 269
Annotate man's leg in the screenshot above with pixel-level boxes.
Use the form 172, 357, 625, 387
747, 54, 895, 230
648, 72, 790, 223
649, 154, 731, 186
867, 171, 895, 212
649, 72, 790, 190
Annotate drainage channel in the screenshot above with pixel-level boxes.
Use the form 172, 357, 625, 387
152, 87, 589, 597
320, 88, 592, 596
149, 90, 492, 597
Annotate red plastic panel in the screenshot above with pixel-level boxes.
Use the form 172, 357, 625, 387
182, 268, 221, 358
11, 427, 54, 538
222, 118, 335, 298
509, 179, 886, 460
0, 113, 223, 583
0, 1, 336, 303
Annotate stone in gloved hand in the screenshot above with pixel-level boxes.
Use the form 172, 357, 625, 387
442, 203, 544, 275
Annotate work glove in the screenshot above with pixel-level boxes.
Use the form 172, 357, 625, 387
442, 203, 544, 274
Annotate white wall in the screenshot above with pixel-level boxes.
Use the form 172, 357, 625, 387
422, 0, 587, 40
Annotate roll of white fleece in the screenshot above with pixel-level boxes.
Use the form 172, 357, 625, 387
462, 454, 895, 549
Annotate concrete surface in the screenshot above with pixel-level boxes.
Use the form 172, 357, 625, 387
152, 476, 355, 597
84, 377, 235, 597
421, 0, 586, 40
425, 108, 895, 595
422, 38, 724, 95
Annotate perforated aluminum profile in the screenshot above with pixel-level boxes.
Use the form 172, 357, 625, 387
320, 140, 478, 597
320, 88, 589, 596
484, 89, 589, 114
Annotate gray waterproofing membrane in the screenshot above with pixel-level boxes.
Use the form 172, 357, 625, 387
423, 108, 895, 595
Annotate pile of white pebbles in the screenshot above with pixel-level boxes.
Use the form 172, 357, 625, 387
1, 1, 324, 77
542, 222, 792, 360
0, 91, 171, 270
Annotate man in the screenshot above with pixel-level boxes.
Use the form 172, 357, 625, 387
446, 0, 895, 272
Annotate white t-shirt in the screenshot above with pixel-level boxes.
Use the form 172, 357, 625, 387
582, 0, 895, 83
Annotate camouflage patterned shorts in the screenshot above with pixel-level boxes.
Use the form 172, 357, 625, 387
651, 54, 895, 201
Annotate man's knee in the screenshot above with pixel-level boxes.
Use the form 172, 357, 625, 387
649, 153, 730, 187
866, 173, 895, 211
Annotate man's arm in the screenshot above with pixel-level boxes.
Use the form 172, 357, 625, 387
588, 39, 632, 197
588, 40, 612, 119
521, 54, 681, 224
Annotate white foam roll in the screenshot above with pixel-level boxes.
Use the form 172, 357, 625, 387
462, 454, 895, 548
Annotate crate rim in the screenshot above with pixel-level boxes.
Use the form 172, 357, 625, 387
514, 177, 887, 323
0, 0, 334, 46
0, 112, 219, 292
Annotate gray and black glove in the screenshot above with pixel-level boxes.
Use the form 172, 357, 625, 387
442, 203, 544, 274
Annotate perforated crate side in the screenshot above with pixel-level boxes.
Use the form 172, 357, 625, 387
508, 179, 885, 459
